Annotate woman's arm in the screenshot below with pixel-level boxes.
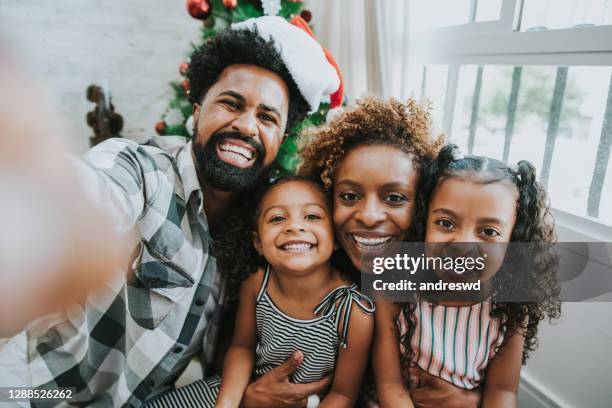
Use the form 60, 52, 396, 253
319, 302, 375, 408
214, 272, 260, 408
372, 301, 414, 408
481, 330, 525, 408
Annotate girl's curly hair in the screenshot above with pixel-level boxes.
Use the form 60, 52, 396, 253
399, 144, 562, 371
298, 96, 444, 190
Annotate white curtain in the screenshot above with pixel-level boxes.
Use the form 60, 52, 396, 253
305, 0, 414, 102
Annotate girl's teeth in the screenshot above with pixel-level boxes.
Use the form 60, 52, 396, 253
282, 243, 313, 251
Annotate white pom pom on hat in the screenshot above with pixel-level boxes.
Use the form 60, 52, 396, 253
231, 15, 344, 113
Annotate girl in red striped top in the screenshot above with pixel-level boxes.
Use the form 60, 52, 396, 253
373, 144, 561, 408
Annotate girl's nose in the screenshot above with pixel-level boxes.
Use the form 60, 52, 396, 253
285, 221, 306, 233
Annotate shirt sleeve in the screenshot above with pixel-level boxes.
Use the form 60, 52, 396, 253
69, 138, 158, 234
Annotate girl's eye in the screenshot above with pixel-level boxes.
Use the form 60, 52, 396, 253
436, 219, 454, 229
339, 192, 359, 202
481, 228, 501, 237
269, 215, 285, 223
305, 213, 321, 220
384, 193, 407, 204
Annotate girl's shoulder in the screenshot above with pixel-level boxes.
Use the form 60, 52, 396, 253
240, 267, 267, 300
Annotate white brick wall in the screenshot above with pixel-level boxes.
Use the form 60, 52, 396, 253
0, 0, 201, 151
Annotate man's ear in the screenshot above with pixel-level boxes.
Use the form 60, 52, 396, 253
252, 231, 263, 256
193, 103, 201, 117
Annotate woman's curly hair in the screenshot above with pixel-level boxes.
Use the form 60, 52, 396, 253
399, 144, 562, 371
298, 96, 444, 190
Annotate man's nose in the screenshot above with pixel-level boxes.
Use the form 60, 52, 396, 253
231, 111, 258, 138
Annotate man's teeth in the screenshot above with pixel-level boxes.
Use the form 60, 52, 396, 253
281, 243, 313, 251
219, 143, 254, 160
352, 235, 392, 248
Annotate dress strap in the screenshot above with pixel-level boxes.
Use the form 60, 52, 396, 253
256, 265, 272, 303
313, 284, 375, 348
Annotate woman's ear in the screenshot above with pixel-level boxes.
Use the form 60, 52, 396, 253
252, 231, 263, 256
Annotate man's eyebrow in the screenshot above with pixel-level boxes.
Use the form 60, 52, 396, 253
217, 90, 245, 102
259, 103, 281, 119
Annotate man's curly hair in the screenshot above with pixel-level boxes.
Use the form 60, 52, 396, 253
187, 27, 310, 133
298, 96, 444, 189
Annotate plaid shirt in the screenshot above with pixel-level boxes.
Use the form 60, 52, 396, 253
5, 137, 226, 407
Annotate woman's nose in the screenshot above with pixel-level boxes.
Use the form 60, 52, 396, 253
354, 198, 385, 227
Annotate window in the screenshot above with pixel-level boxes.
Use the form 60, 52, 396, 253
405, 0, 612, 227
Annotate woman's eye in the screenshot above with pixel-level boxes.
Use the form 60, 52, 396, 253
339, 192, 359, 202
384, 193, 406, 203
305, 214, 321, 220
269, 215, 285, 223
436, 219, 454, 229
482, 228, 500, 237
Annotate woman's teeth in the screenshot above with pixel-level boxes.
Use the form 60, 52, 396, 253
352, 235, 393, 249
281, 243, 313, 251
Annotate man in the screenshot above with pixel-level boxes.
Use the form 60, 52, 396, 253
2, 16, 342, 407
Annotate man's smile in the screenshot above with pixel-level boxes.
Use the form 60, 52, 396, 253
216, 139, 257, 168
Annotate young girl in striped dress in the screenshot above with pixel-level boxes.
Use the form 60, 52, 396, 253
373, 145, 560, 407
148, 176, 374, 408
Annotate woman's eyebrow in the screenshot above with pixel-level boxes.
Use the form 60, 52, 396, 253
431, 208, 458, 218
334, 179, 360, 188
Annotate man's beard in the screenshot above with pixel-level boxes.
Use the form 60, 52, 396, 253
192, 131, 267, 192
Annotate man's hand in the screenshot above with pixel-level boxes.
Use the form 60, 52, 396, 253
241, 351, 332, 408
407, 366, 481, 408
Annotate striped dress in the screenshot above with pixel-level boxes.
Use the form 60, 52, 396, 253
400, 301, 504, 389
146, 267, 374, 407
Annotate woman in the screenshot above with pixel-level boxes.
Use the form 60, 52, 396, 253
298, 97, 479, 407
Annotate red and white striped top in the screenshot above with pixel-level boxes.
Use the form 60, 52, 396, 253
399, 301, 504, 389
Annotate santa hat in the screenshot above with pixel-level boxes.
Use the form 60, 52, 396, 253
231, 15, 344, 113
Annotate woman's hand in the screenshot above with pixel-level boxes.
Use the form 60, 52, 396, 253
241, 351, 332, 408
406, 366, 481, 408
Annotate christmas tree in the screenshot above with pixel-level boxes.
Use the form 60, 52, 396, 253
155, 0, 328, 176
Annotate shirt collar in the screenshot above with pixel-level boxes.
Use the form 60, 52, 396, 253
176, 141, 203, 211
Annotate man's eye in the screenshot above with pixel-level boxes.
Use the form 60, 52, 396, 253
384, 193, 406, 203
305, 214, 321, 220
259, 113, 277, 124
222, 100, 240, 109
436, 219, 454, 229
269, 215, 285, 223
339, 192, 359, 202
482, 228, 500, 237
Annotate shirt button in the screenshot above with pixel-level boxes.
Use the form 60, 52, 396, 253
195, 298, 204, 307
147, 379, 155, 387
173, 346, 183, 353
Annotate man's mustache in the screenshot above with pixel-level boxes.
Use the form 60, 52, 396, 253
207, 131, 265, 159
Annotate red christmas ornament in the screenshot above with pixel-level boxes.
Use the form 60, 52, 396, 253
300, 9, 312, 23
179, 62, 189, 76
180, 79, 190, 93
186, 0, 212, 20
222, 0, 238, 9
155, 121, 167, 135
